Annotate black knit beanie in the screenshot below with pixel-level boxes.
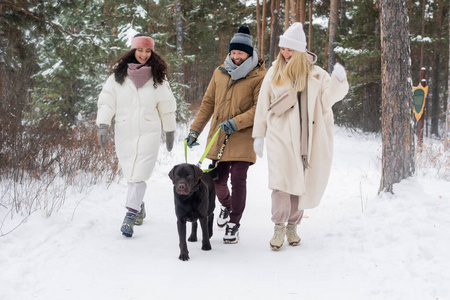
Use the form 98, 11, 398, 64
229, 25, 253, 56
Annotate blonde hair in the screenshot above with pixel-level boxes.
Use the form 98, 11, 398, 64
271, 51, 311, 92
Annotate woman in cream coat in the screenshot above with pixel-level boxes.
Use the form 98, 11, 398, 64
252, 23, 349, 250
96, 34, 177, 237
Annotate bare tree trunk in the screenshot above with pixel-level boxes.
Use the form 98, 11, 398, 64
407, 0, 413, 31
269, 0, 280, 66
290, 0, 298, 22
430, 0, 444, 137
308, 0, 312, 51
256, 0, 261, 57
419, 0, 428, 140
275, 0, 281, 59
379, 0, 415, 194
0, 2, 4, 104
447, 6, 450, 145
261, 0, 267, 61
419, 0, 426, 68
0, 3, 6, 168
328, 0, 339, 73
340, 0, 346, 27
299, 0, 306, 24
112, 4, 118, 36
175, 0, 184, 87
284, 0, 290, 31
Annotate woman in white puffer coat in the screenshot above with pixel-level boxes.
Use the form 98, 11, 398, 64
96, 34, 177, 238
252, 23, 349, 250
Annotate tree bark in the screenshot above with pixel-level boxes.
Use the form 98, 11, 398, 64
328, 0, 339, 73
261, 0, 267, 61
298, 0, 306, 24
419, 0, 426, 68
308, 0, 312, 51
447, 11, 450, 144
430, 0, 444, 137
284, 0, 290, 31
269, 0, 280, 66
290, 0, 298, 22
340, 0, 346, 28
175, 0, 184, 87
256, 0, 261, 57
407, 0, 413, 31
379, 0, 415, 194
0, 1, 4, 103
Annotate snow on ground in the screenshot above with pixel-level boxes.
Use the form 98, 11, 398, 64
1, 126, 449, 300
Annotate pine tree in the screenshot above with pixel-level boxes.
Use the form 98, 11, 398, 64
333, 0, 381, 132
379, 0, 415, 193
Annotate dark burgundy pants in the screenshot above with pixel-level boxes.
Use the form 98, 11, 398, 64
214, 161, 250, 227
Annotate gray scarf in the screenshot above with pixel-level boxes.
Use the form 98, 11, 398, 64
224, 50, 259, 81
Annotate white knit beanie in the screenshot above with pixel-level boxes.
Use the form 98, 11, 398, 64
279, 22, 307, 53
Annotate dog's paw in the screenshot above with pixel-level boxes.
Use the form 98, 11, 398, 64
179, 252, 190, 261
188, 235, 197, 242
201, 242, 212, 251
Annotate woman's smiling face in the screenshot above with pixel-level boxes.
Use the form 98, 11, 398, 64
280, 47, 294, 62
135, 48, 152, 64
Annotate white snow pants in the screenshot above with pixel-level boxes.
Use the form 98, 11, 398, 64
125, 181, 147, 212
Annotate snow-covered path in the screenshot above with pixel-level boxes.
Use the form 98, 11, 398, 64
1, 127, 449, 300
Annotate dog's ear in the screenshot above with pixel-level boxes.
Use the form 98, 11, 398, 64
193, 165, 203, 183
168, 165, 178, 182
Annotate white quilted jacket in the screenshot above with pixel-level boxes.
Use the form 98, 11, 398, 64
96, 75, 176, 182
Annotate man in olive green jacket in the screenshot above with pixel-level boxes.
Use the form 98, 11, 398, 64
186, 25, 266, 244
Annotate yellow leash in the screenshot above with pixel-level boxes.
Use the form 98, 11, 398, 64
184, 128, 222, 172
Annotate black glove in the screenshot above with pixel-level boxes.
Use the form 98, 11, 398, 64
165, 131, 174, 152
219, 119, 237, 135
97, 124, 110, 148
185, 130, 200, 148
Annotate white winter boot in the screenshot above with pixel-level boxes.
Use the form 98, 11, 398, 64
286, 224, 301, 246
270, 225, 286, 250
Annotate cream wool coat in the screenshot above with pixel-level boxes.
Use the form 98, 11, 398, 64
252, 61, 349, 209
96, 75, 176, 183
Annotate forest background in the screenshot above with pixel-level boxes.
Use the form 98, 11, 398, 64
0, 0, 449, 219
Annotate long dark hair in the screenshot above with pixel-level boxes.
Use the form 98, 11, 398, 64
111, 34, 169, 88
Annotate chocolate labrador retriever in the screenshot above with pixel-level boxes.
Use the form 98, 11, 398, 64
168, 163, 215, 261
